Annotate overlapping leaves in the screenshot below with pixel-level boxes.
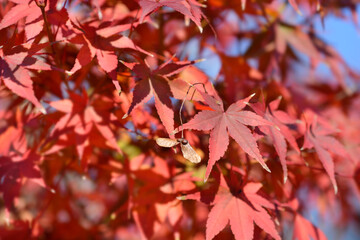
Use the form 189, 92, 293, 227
121, 57, 201, 134
139, 0, 205, 32
0, 40, 53, 113
180, 171, 281, 240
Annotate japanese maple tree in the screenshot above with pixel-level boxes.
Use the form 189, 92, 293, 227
1, 0, 360, 239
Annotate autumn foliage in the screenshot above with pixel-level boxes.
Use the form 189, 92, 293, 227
1, 0, 360, 239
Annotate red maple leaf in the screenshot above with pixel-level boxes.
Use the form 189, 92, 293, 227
0, 40, 53, 113
180, 172, 280, 240
0, 151, 45, 210
68, 21, 152, 92
175, 91, 272, 181
0, 0, 68, 41
170, 65, 220, 102
284, 198, 327, 240
302, 109, 350, 194
251, 96, 300, 183
138, 0, 205, 32
0, 0, 44, 40
111, 154, 196, 239
293, 214, 327, 240
121, 57, 201, 134
131, 166, 196, 239
45, 91, 121, 167
0, 107, 43, 156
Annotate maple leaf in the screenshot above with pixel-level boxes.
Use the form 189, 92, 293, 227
0, 219, 32, 239
121, 57, 201, 134
293, 214, 327, 240
302, 110, 350, 194
113, 154, 196, 239
0, 151, 46, 210
169, 65, 219, 102
138, 0, 205, 32
0, 0, 43, 40
0, 112, 27, 156
214, 53, 265, 101
0, 41, 53, 114
251, 96, 300, 183
0, 107, 45, 158
175, 91, 272, 181
275, 23, 355, 91
0, 0, 68, 41
180, 172, 280, 240
46, 91, 121, 165
0, 126, 25, 156
285, 198, 327, 240
68, 21, 152, 92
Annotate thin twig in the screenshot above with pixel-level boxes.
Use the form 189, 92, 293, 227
128, 9, 139, 39
178, 83, 207, 138
39, 5, 55, 52
36, 0, 60, 66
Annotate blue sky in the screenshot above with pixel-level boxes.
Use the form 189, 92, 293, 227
190, 8, 360, 238
191, 7, 360, 83
314, 8, 360, 71
309, 9, 360, 239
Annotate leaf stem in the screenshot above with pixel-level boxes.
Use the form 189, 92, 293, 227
128, 9, 139, 39
40, 7, 55, 52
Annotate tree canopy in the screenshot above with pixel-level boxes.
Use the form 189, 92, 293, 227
1, 0, 360, 239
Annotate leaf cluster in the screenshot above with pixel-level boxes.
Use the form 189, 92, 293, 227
0, 0, 360, 239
